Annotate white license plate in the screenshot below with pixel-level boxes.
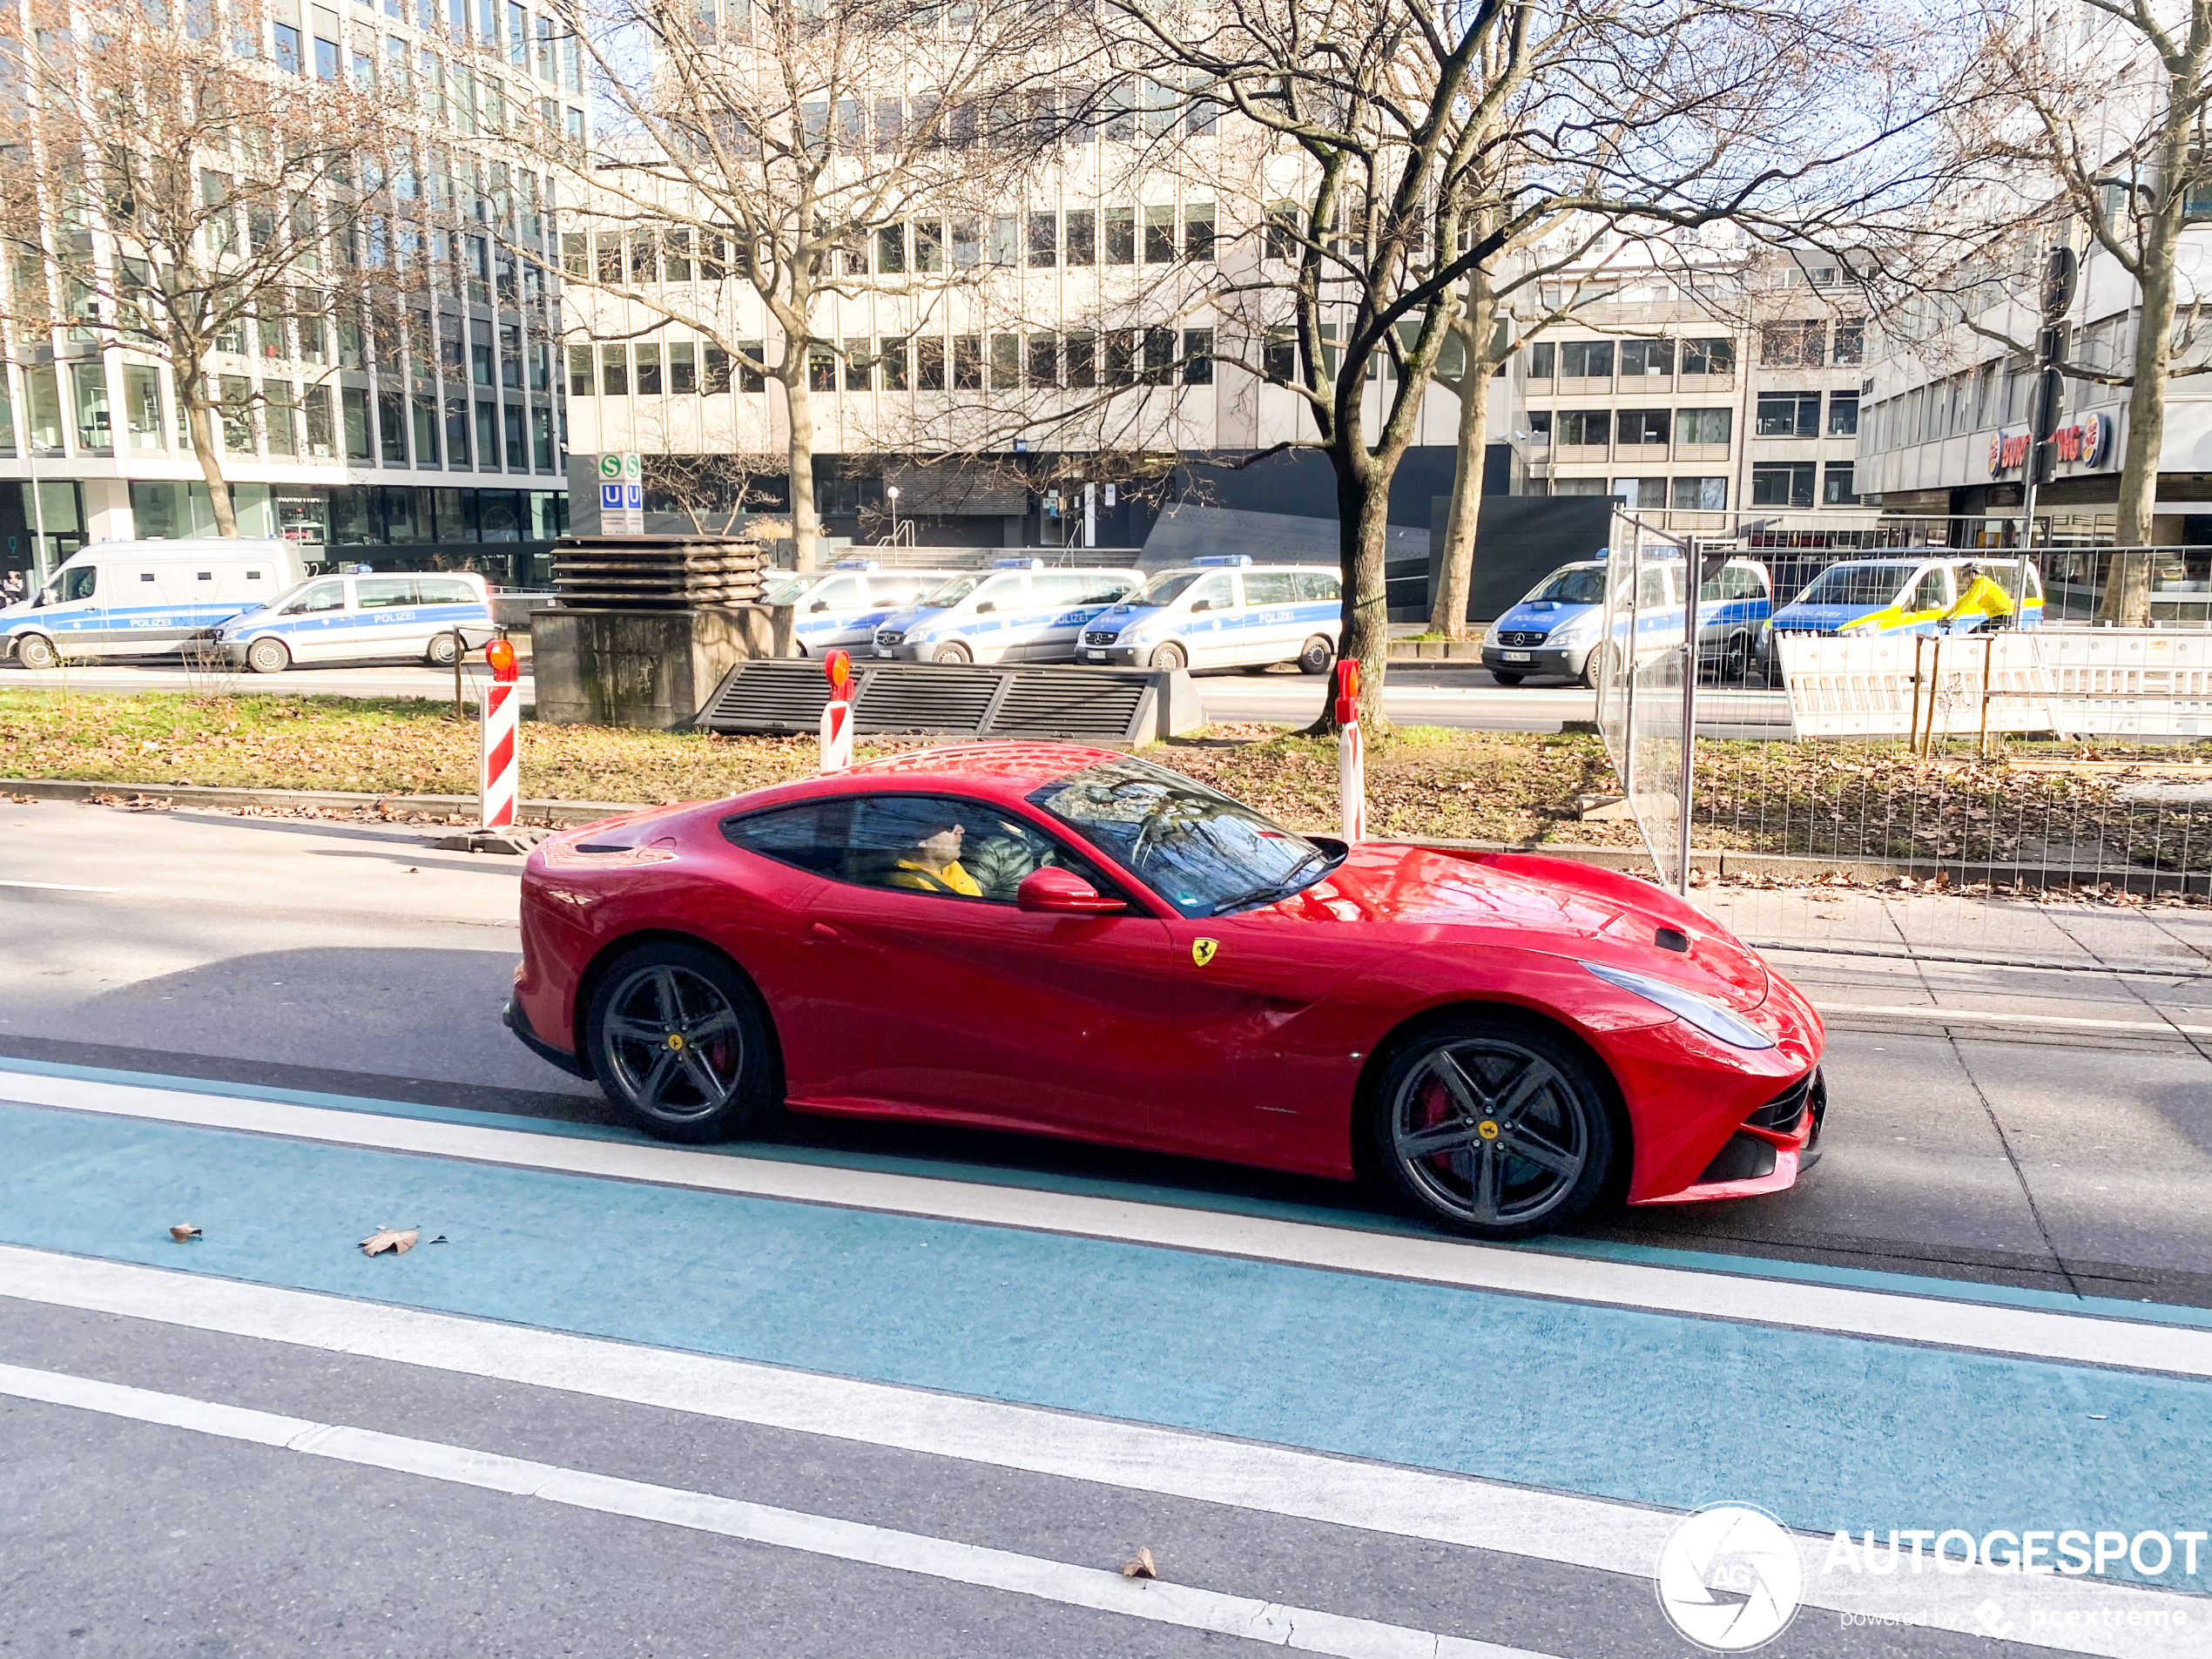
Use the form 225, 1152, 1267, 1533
1082, 650, 1107, 660
1502, 650, 1532, 663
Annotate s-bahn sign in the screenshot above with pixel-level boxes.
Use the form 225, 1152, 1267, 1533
1988, 410, 2114, 477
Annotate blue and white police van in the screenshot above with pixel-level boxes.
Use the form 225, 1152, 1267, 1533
872, 559, 1143, 664
1483, 556, 1773, 685
1077, 556, 1343, 672
2, 538, 307, 670
1763, 556, 2045, 657
763, 560, 964, 656
216, 569, 497, 673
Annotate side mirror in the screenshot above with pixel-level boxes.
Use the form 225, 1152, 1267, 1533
809, 599, 830, 612
975, 600, 997, 614
1016, 866, 1127, 915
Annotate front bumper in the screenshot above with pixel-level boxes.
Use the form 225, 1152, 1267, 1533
871, 639, 924, 661
503, 993, 590, 1079
1632, 1067, 1825, 1206
1077, 644, 1143, 666
1481, 645, 1590, 678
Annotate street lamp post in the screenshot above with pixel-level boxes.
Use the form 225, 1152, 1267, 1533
886, 485, 900, 547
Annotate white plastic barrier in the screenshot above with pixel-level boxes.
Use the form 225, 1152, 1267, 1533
1777, 632, 2056, 739
2037, 630, 2212, 738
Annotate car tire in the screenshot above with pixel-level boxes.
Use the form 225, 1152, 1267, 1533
13, 633, 58, 671
1581, 644, 1615, 691
424, 631, 461, 668
1150, 642, 1188, 671
932, 642, 973, 664
585, 940, 780, 1144
1366, 1009, 1618, 1240
1297, 636, 1333, 675
1490, 670, 1525, 686
246, 637, 291, 675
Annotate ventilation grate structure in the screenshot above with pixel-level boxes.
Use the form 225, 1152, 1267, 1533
698, 661, 1201, 745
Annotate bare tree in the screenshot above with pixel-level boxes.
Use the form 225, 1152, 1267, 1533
0, 0, 399, 536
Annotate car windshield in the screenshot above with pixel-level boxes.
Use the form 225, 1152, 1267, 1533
1525, 567, 1607, 605
1792, 563, 1921, 607
256, 578, 314, 613
1028, 755, 1334, 917
1123, 570, 1205, 608
919, 572, 990, 608
763, 575, 816, 606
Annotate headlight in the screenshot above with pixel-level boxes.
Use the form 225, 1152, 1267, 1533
1581, 960, 1776, 1050
1548, 617, 1599, 646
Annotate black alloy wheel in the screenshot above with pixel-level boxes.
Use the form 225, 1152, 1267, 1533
586, 941, 778, 1143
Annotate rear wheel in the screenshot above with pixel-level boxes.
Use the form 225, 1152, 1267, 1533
1297, 636, 1333, 675
13, 633, 58, 671
585, 941, 779, 1143
246, 637, 290, 675
1490, 670, 1525, 686
1366, 1011, 1616, 1239
1149, 641, 1188, 671
932, 642, 973, 664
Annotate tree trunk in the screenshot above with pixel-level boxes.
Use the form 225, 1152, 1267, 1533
2102, 233, 2180, 624
1429, 299, 1492, 640
184, 388, 239, 536
1318, 452, 1393, 738
784, 361, 821, 573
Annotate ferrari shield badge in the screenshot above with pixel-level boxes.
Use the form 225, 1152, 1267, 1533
1191, 938, 1219, 968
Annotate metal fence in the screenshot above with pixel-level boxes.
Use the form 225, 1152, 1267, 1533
1594, 521, 2212, 900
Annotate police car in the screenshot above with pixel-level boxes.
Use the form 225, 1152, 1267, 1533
872, 559, 1142, 664
3, 539, 307, 668
216, 570, 497, 673
764, 560, 964, 656
1077, 556, 1343, 672
1484, 556, 1773, 686
1764, 556, 2045, 656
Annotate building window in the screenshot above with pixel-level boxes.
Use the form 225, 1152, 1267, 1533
1755, 392, 1820, 437
1524, 341, 1555, 379
71, 363, 113, 455
503, 402, 525, 469
1560, 340, 1612, 378
1027, 334, 1056, 388
1181, 328, 1213, 385
671, 342, 696, 394
1759, 320, 1825, 367
532, 407, 554, 470
917, 337, 945, 392
1028, 212, 1056, 268
989, 333, 1020, 389
807, 347, 836, 392
878, 339, 909, 392
1264, 201, 1299, 262
877, 223, 906, 274
444, 396, 471, 467
1143, 205, 1176, 263
1184, 202, 1215, 262
1832, 320, 1865, 366
1676, 408, 1731, 445
413, 396, 440, 467
344, 388, 373, 461
1681, 337, 1734, 374
1671, 477, 1728, 510
1556, 409, 1610, 447
989, 214, 1018, 266
601, 345, 628, 396
273, 21, 301, 72
1620, 339, 1673, 377
1143, 326, 1175, 384
378, 389, 407, 463
124, 366, 165, 454
844, 338, 871, 391
567, 345, 592, 395
475, 400, 498, 465
1822, 463, 1858, 505
636, 343, 663, 395
737, 341, 765, 394
1104, 206, 1136, 265
1065, 333, 1096, 389
314, 35, 339, 79
1610, 477, 1667, 509
704, 346, 731, 394
1827, 393, 1859, 436
1750, 462, 1815, 508
1066, 210, 1095, 266
1616, 408, 1669, 445
954, 335, 981, 390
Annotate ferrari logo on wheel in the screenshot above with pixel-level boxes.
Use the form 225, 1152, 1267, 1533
1477, 1119, 1500, 1141
1191, 938, 1219, 968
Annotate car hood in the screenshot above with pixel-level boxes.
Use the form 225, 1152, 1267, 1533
1495, 601, 1596, 635
1268, 842, 1769, 1009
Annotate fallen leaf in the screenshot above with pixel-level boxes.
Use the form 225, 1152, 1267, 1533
428, 1234, 448, 1244
1121, 1548, 1158, 1580
360, 1227, 418, 1257
169, 1224, 202, 1243
405, 867, 421, 873
1814, 911, 1844, 921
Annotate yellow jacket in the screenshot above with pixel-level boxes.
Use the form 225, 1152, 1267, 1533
1939, 572, 2017, 624
887, 859, 982, 897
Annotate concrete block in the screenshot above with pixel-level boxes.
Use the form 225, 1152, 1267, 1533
531, 605, 793, 729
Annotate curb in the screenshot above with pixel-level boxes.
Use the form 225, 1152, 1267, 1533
0, 778, 638, 826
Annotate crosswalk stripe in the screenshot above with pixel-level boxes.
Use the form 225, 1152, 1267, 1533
6, 1068, 2209, 1379
0, 1245, 2199, 1658
0, 1359, 1555, 1659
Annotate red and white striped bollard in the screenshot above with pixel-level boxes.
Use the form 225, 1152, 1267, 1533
819, 648, 854, 772
1334, 658, 1365, 842
478, 637, 520, 829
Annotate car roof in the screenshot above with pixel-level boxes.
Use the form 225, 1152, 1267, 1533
836, 741, 1125, 792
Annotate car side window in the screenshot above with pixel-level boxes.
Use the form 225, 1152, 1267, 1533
1244, 571, 1297, 605
1078, 573, 1133, 603
831, 793, 1115, 905
1908, 568, 1949, 610
283, 580, 346, 615
869, 576, 929, 607
60, 567, 97, 601
1295, 570, 1341, 603
720, 799, 853, 875
420, 577, 478, 604
357, 577, 419, 608
807, 577, 861, 611
1030, 573, 1090, 608
1186, 573, 1234, 613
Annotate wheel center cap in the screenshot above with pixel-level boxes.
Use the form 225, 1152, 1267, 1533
664, 1033, 686, 1051
1477, 1120, 1500, 1141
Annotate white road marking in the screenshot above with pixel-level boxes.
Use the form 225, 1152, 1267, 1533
1824, 1004, 2212, 1035
3, 1067, 2208, 1379
0, 1358, 1552, 1659
0, 1250, 2192, 1658
0, 879, 121, 893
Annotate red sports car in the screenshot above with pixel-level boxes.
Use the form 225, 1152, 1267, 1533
505, 742, 1824, 1239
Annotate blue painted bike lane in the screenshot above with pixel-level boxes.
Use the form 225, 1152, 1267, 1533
3, 1095, 2208, 1568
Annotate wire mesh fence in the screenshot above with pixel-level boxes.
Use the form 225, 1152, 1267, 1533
1592, 517, 2212, 906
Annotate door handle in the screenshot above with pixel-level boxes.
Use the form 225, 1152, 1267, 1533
807, 921, 845, 944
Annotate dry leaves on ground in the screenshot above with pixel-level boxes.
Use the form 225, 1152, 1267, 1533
1120, 1548, 1159, 1580
169, 1224, 201, 1242
360, 1228, 418, 1257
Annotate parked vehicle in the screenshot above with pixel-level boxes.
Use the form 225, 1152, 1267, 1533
764, 560, 964, 656
507, 743, 1826, 1242
215, 570, 496, 673
1, 539, 307, 668
871, 559, 1141, 664
1764, 556, 2046, 658
1076, 556, 1342, 673
1485, 556, 1772, 686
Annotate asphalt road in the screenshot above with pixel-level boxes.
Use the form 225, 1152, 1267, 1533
1, 803, 2207, 1658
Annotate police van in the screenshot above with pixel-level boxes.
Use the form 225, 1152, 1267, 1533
1077, 556, 1343, 673
1484, 556, 1773, 686
872, 559, 1142, 664
764, 560, 964, 656
216, 570, 497, 673
2, 539, 307, 669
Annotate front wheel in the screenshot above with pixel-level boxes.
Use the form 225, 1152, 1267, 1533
1366, 1012, 1617, 1240
246, 637, 291, 675
585, 941, 779, 1143
1149, 641, 1188, 671
424, 631, 461, 668
1297, 636, 1334, 676
1580, 644, 1615, 692
932, 642, 973, 664
1490, 670, 1525, 686
13, 633, 58, 671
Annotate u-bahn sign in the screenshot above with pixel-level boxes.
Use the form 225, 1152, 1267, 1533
1988, 411, 2113, 477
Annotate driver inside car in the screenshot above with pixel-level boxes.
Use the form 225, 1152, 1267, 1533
886, 812, 983, 897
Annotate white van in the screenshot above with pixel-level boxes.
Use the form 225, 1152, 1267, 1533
872, 560, 1143, 664
764, 560, 966, 656
1077, 556, 1343, 673
2, 539, 307, 669
216, 570, 498, 673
